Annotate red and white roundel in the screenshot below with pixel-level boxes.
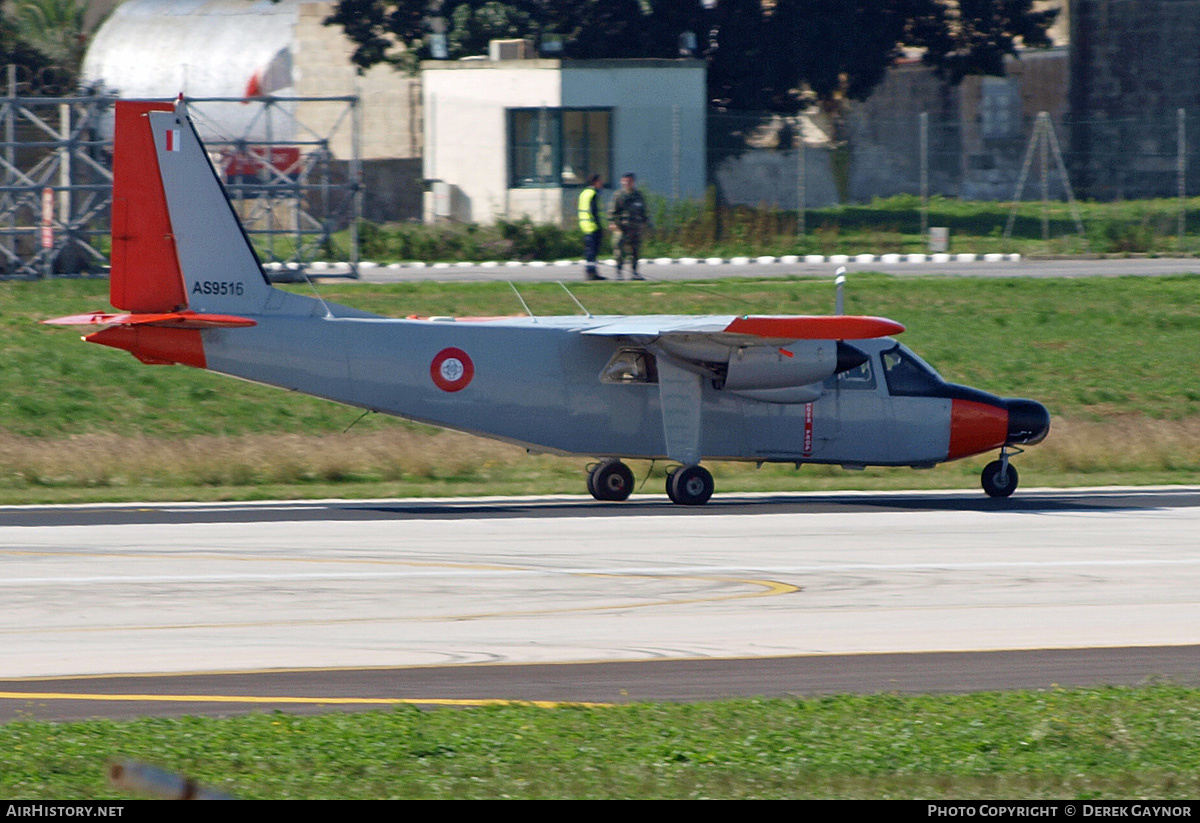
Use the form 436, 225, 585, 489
430, 347, 474, 392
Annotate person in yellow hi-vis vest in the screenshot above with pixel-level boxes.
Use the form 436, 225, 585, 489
578, 173, 606, 280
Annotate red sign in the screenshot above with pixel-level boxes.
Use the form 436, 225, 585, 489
223, 147, 301, 178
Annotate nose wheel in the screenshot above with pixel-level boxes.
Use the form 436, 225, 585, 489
666, 464, 714, 506
981, 447, 1022, 498
587, 459, 635, 501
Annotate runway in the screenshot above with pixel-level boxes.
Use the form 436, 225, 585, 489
2, 487, 1199, 719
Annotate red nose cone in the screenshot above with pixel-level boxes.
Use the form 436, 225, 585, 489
948, 399, 1008, 460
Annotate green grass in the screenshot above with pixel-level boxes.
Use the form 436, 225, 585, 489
4, 687, 1200, 799
2, 274, 1199, 501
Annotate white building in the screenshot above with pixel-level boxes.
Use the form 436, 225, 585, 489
422, 56, 706, 225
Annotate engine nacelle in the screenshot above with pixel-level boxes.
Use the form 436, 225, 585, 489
723, 341, 837, 390
726, 384, 824, 404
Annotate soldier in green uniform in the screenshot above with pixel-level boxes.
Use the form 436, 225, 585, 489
607, 172, 650, 280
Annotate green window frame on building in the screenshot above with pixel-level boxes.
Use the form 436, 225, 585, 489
508, 107, 612, 188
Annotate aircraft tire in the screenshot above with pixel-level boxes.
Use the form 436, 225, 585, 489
981, 460, 1018, 498
667, 464, 714, 506
590, 460, 635, 501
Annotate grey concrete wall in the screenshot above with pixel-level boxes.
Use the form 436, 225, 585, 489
713, 147, 840, 210
846, 62, 963, 202
1070, 0, 1200, 199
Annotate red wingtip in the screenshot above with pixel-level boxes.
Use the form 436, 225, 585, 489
724, 315, 905, 340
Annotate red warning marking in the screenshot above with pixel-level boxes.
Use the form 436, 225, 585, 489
803, 402, 814, 456
430, 347, 474, 392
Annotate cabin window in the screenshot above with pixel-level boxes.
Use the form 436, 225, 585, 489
881, 344, 946, 397
601, 348, 658, 384
508, 108, 612, 188
824, 358, 876, 391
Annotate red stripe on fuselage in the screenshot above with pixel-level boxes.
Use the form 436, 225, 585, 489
948, 399, 1008, 460
110, 101, 186, 313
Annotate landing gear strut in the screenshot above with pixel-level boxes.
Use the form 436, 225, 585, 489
981, 446, 1022, 498
587, 460, 635, 501
666, 464, 714, 506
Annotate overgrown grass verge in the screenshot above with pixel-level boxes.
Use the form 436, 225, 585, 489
4, 686, 1200, 799
1, 417, 1198, 504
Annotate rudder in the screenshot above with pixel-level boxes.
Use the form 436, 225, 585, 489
110, 101, 186, 313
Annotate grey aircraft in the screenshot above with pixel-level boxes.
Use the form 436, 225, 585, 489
48, 99, 1050, 505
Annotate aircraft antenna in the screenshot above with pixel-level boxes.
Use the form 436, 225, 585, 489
343, 408, 375, 433
834, 266, 847, 315
636, 459, 657, 492
507, 281, 537, 322
557, 281, 592, 317
300, 268, 336, 318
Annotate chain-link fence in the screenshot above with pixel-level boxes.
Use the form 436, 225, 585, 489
699, 106, 1200, 252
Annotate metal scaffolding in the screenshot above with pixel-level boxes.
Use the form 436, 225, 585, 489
0, 73, 361, 279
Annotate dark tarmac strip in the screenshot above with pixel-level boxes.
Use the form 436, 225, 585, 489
3, 645, 1200, 722
4, 487, 1200, 527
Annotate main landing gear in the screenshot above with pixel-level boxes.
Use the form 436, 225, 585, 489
586, 459, 635, 501
586, 460, 715, 505
666, 464, 714, 506
981, 446, 1022, 498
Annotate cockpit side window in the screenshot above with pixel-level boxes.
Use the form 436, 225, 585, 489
881, 344, 946, 397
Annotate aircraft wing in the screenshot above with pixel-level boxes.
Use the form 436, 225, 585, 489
581, 314, 904, 344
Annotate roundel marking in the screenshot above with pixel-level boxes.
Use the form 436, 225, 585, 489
430, 347, 474, 392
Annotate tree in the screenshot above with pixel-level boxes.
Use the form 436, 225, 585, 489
324, 0, 1059, 112
10, 0, 92, 79
325, 1, 700, 67
931, 0, 1059, 83
0, 0, 50, 77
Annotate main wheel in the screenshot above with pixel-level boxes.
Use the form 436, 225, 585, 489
666, 464, 714, 506
589, 460, 635, 501
981, 460, 1018, 498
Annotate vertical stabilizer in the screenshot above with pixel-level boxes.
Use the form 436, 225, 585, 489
145, 99, 273, 315
110, 101, 186, 313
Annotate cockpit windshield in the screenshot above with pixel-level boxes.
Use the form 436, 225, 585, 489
880, 343, 946, 397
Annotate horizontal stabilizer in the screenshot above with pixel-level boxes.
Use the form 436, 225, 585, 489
43, 311, 256, 329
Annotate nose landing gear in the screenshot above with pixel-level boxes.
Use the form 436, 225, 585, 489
981, 446, 1023, 498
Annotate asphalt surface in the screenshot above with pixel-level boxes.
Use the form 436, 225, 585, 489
4, 486, 1198, 527
3, 487, 1200, 720
5, 645, 1200, 722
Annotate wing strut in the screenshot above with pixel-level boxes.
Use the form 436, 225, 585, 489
656, 357, 703, 465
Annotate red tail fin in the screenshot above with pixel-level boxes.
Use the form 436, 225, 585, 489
110, 101, 187, 313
